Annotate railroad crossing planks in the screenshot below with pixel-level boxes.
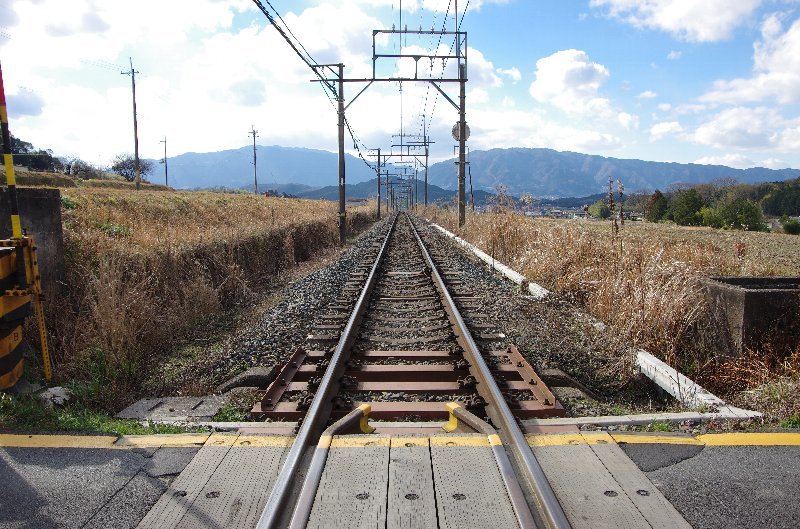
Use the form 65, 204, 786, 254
306, 436, 391, 529
305, 434, 520, 529
386, 437, 438, 529
136, 433, 291, 529
529, 432, 691, 529
429, 435, 520, 529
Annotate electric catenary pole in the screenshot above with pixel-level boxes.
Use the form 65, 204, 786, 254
121, 57, 141, 190
159, 137, 168, 187
337, 64, 345, 242
248, 126, 259, 194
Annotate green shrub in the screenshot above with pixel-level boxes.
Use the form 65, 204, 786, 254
699, 206, 724, 228
783, 219, 800, 235
588, 200, 611, 219
61, 196, 78, 210
668, 189, 703, 226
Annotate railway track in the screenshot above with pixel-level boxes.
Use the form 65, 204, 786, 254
252, 212, 570, 529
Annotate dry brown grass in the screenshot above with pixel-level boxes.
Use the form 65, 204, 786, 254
43, 188, 374, 408
425, 207, 800, 403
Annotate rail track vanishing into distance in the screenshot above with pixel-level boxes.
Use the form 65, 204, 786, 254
252, 213, 571, 529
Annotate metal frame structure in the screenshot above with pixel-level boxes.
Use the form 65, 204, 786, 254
313, 28, 469, 226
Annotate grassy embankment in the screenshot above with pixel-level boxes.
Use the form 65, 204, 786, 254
426, 207, 800, 424
2, 177, 374, 432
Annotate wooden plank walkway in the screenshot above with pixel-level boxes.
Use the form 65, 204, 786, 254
306, 434, 520, 529
137, 431, 691, 529
137, 433, 291, 529
530, 432, 691, 529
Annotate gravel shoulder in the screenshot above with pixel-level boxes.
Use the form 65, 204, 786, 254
146, 214, 670, 417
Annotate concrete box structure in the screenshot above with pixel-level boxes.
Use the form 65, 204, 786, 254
0, 187, 65, 295
705, 276, 800, 357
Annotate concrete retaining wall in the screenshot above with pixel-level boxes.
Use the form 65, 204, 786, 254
705, 276, 800, 357
0, 187, 65, 294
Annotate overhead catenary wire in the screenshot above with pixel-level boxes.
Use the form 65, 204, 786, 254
252, 0, 373, 170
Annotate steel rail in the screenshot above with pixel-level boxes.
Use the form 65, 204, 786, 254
256, 213, 398, 529
409, 215, 572, 529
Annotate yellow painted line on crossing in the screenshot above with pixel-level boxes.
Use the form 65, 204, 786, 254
0, 434, 117, 449
204, 432, 240, 447
697, 433, 800, 446
5, 431, 797, 451
330, 436, 391, 448
610, 433, 703, 446
527, 433, 616, 447
390, 436, 429, 448
430, 435, 490, 447
234, 435, 294, 447
115, 433, 211, 448
528, 431, 800, 447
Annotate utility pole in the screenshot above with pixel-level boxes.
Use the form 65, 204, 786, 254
424, 117, 429, 207
121, 57, 141, 191
456, 1, 467, 227
159, 137, 168, 187
414, 164, 419, 211
337, 63, 346, 245
248, 126, 258, 194
375, 148, 381, 220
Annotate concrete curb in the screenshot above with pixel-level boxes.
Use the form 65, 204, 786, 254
523, 407, 762, 429
431, 224, 550, 299
429, 221, 762, 420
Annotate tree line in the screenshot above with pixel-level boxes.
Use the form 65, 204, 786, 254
587, 177, 800, 234
6, 135, 154, 182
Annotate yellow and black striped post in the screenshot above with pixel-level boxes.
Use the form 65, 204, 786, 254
0, 61, 52, 387
0, 62, 26, 285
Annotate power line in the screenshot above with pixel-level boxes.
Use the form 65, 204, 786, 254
253, 0, 372, 171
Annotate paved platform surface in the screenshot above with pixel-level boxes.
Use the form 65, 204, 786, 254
619, 435, 800, 529
0, 434, 203, 529
2, 430, 799, 528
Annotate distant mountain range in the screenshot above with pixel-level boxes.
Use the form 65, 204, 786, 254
296, 177, 496, 205
157, 145, 800, 198
154, 145, 378, 190
427, 148, 800, 197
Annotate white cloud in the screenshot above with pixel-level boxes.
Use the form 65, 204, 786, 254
469, 107, 623, 153
650, 121, 684, 141
6, 90, 45, 117
590, 0, 762, 42
501, 96, 516, 108
674, 103, 707, 115
694, 154, 755, 168
759, 157, 788, 169
667, 50, 682, 60
617, 112, 639, 129
693, 106, 790, 149
529, 49, 612, 115
693, 154, 788, 169
637, 90, 657, 99
468, 88, 490, 104
496, 67, 522, 83
702, 15, 800, 104
657, 103, 672, 112
347, 0, 509, 13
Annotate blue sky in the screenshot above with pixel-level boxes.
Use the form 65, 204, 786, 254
2, 0, 800, 176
